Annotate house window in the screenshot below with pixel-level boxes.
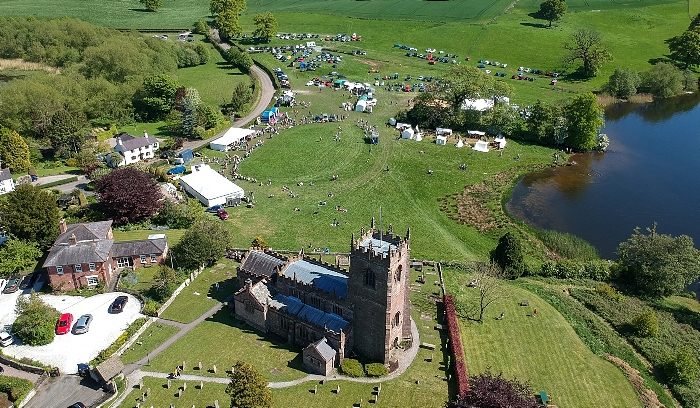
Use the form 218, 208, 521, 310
332, 304, 343, 317
363, 268, 376, 289
244, 300, 254, 314
75, 264, 82, 273
56, 266, 64, 275
309, 296, 322, 309
117, 257, 131, 268
89, 263, 96, 271
150, 254, 157, 263
86, 275, 99, 288
140, 255, 147, 264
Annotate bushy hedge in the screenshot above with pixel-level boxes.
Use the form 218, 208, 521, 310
0, 376, 34, 403
631, 310, 659, 337
91, 318, 147, 366
39, 176, 78, 189
340, 358, 364, 377
365, 363, 388, 377
444, 294, 469, 397
535, 259, 611, 281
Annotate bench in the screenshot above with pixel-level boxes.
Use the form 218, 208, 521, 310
539, 391, 550, 404
421, 342, 436, 350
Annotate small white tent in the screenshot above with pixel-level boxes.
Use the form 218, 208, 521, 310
472, 140, 489, 152
401, 128, 415, 139
355, 100, 367, 112
455, 139, 464, 148
494, 136, 507, 149
414, 133, 423, 141
388, 118, 397, 126
436, 135, 447, 145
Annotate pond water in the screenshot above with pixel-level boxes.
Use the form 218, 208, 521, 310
506, 93, 700, 259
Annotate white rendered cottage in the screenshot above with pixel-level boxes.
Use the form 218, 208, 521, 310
114, 132, 159, 166
0, 168, 15, 195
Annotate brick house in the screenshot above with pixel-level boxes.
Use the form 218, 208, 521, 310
113, 132, 159, 166
233, 219, 412, 375
43, 219, 168, 291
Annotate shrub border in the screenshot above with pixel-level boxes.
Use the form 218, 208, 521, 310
444, 294, 469, 397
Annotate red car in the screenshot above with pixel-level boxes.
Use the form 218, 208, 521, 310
217, 208, 229, 220
56, 313, 73, 335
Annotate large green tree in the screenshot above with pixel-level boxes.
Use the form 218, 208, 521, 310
252, 12, 278, 43
564, 92, 604, 151
94, 167, 163, 225
226, 360, 273, 408
641, 62, 686, 98
525, 100, 559, 144
230, 82, 254, 114
539, 0, 567, 27
564, 29, 613, 78
47, 109, 88, 158
140, 0, 163, 11
0, 184, 60, 248
135, 74, 179, 121
13, 293, 61, 346
0, 126, 31, 173
666, 27, 700, 70
173, 219, 232, 270
616, 224, 700, 299
226, 48, 253, 72
0, 238, 42, 277
490, 232, 525, 278
605, 68, 641, 99
211, 0, 247, 39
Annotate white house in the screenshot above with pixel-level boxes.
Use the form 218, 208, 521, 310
210, 128, 256, 152
114, 132, 159, 166
0, 168, 15, 195
179, 163, 245, 207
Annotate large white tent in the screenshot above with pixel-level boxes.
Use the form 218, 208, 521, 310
209, 128, 256, 152
472, 140, 489, 152
179, 163, 244, 207
355, 100, 367, 112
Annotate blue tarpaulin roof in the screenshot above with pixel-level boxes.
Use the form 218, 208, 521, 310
269, 294, 349, 332
284, 260, 348, 299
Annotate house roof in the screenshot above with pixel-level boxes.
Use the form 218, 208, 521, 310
111, 238, 167, 258
94, 355, 124, 382
359, 237, 396, 257
55, 221, 113, 245
269, 294, 349, 333
241, 251, 286, 278
0, 169, 11, 181
306, 337, 337, 362
283, 260, 348, 299
251, 280, 272, 304
43, 239, 114, 267
115, 132, 157, 151
179, 164, 245, 201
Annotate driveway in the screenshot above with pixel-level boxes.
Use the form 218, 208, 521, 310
1, 293, 143, 374
22, 374, 108, 408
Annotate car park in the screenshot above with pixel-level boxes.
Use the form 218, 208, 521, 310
56, 313, 73, 335
2, 276, 21, 294
73, 314, 93, 334
110, 295, 128, 313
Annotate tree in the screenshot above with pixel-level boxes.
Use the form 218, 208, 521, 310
564, 92, 604, 151
94, 167, 163, 225
616, 224, 700, 299
564, 29, 613, 78
446, 369, 541, 408
490, 232, 525, 278
641, 62, 685, 98
47, 109, 88, 157
631, 309, 659, 337
149, 265, 179, 301
136, 74, 179, 121
181, 97, 198, 136
539, 0, 567, 27
0, 126, 31, 173
0, 238, 42, 277
153, 198, 203, 229
230, 82, 254, 113
226, 48, 253, 72
0, 184, 60, 248
13, 293, 61, 346
469, 263, 506, 322
666, 27, 700, 70
140, 0, 163, 11
480, 101, 521, 137
211, 0, 247, 39
173, 219, 232, 269
252, 12, 278, 43
605, 68, 641, 99
251, 236, 269, 250
664, 346, 700, 384
194, 19, 209, 35
226, 360, 273, 408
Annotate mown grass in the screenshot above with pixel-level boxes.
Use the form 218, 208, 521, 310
444, 268, 641, 408
112, 228, 186, 246
117, 376, 228, 408
158, 258, 238, 323
119, 322, 181, 365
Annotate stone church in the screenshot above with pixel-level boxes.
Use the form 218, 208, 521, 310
233, 219, 412, 375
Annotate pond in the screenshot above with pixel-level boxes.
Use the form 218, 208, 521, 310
506, 93, 700, 259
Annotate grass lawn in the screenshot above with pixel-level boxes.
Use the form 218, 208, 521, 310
120, 322, 181, 365
444, 268, 641, 408
112, 229, 186, 246
148, 309, 307, 382
117, 376, 228, 408
158, 258, 238, 323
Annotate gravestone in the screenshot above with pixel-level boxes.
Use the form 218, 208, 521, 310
336, 385, 340, 394
200, 380, 203, 390
141, 392, 146, 402
138, 381, 143, 389
178, 389, 182, 398
214, 401, 219, 408
167, 379, 171, 389
198, 361, 202, 370
182, 361, 186, 370
146, 387, 151, 396
231, 366, 235, 374
183, 382, 187, 391
314, 385, 317, 394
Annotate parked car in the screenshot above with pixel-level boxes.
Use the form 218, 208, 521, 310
67, 403, 86, 408
0, 331, 13, 347
206, 205, 224, 213
56, 313, 73, 335
2, 276, 21, 294
110, 296, 128, 313
18, 274, 33, 290
73, 314, 93, 334
218, 208, 229, 220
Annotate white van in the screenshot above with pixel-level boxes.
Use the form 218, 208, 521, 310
0, 332, 13, 347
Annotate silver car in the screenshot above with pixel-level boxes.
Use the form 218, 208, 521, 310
73, 314, 93, 334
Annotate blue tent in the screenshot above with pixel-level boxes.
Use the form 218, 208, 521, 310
179, 149, 194, 163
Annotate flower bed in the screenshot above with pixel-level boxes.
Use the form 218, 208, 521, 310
444, 294, 469, 396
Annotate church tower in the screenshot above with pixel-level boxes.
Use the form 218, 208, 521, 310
348, 219, 411, 363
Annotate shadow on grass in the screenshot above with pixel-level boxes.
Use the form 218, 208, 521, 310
207, 277, 237, 302
652, 300, 700, 332
128, 8, 155, 12
520, 22, 548, 29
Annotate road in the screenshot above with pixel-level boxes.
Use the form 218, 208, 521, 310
23, 374, 108, 408
33, 174, 94, 196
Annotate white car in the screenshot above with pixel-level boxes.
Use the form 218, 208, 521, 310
0, 331, 13, 347
306, 81, 315, 86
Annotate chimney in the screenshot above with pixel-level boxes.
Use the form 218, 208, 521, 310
245, 278, 252, 289
143, 130, 149, 138
116, 137, 123, 146
69, 233, 77, 245
59, 218, 67, 234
